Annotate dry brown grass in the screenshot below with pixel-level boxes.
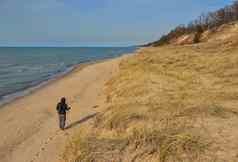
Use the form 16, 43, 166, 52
64, 23, 238, 162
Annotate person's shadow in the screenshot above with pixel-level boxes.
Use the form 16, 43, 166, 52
65, 113, 98, 130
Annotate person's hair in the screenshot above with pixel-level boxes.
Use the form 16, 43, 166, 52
61, 97, 66, 104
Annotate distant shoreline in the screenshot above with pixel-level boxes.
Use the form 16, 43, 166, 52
0, 51, 135, 109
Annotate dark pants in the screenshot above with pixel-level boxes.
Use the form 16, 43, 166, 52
59, 114, 66, 130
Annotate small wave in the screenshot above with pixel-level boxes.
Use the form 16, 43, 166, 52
0, 70, 11, 75
0, 47, 137, 108
0, 63, 20, 68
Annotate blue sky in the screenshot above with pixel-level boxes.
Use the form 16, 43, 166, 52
0, 0, 233, 46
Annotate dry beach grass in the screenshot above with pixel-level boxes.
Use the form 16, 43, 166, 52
64, 22, 238, 162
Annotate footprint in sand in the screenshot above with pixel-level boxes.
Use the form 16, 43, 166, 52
93, 105, 99, 109
35, 152, 40, 158
64, 132, 69, 136
33, 130, 65, 161
30, 151, 40, 162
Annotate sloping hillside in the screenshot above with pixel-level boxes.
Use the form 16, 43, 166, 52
147, 21, 238, 46
174, 21, 238, 45
201, 22, 238, 42
146, 1, 238, 47
64, 23, 238, 162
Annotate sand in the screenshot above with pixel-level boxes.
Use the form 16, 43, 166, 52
0, 56, 124, 162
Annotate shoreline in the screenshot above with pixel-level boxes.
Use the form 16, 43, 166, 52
0, 46, 138, 109
0, 62, 88, 109
0, 55, 127, 109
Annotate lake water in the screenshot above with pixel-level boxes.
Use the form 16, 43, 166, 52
0, 47, 136, 104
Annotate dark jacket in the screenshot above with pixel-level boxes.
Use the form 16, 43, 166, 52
56, 102, 70, 114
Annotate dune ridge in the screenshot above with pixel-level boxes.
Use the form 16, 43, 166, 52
64, 22, 238, 162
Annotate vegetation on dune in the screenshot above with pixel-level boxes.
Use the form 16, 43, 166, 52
146, 0, 238, 46
64, 37, 238, 161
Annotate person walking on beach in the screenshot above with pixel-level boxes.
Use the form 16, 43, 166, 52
56, 97, 71, 130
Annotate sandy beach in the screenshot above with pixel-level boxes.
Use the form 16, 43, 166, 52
0, 56, 125, 162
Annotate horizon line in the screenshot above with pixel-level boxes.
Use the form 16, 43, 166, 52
0, 45, 138, 48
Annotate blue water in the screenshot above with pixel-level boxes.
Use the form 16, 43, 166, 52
0, 47, 136, 102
